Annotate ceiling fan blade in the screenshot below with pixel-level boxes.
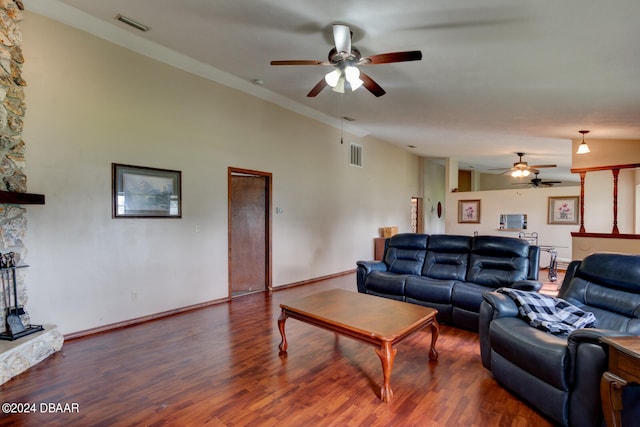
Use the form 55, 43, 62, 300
361, 50, 423, 65
333, 24, 351, 54
271, 60, 328, 66
543, 181, 562, 184
306, 78, 328, 97
359, 71, 386, 97
529, 164, 557, 169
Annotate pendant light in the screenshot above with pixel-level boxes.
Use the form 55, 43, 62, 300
576, 130, 591, 154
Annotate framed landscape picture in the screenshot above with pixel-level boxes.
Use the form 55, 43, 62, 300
548, 196, 579, 225
112, 163, 182, 218
458, 199, 481, 223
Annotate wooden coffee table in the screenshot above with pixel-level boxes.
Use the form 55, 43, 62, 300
277, 289, 439, 402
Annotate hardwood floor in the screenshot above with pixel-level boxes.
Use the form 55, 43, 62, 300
0, 274, 557, 426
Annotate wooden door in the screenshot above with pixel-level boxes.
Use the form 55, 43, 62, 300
228, 169, 271, 297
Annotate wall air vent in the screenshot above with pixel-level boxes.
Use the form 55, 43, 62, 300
115, 14, 151, 32
350, 143, 363, 168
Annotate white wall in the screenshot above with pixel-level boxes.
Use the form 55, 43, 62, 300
422, 158, 446, 234
445, 186, 580, 264
20, 12, 420, 334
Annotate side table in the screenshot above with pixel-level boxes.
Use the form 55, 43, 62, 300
600, 336, 640, 427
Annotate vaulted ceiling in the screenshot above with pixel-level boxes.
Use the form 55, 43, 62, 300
29, 1, 640, 183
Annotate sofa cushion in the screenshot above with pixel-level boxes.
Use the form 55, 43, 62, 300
572, 252, 640, 292
405, 277, 454, 324
467, 236, 530, 288
405, 275, 455, 304
422, 234, 471, 280
365, 271, 407, 297
561, 278, 640, 334
489, 317, 570, 391
384, 233, 428, 275
451, 281, 494, 312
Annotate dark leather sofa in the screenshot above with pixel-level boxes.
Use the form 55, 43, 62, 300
479, 252, 640, 427
356, 233, 541, 331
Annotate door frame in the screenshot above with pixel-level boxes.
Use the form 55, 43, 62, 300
411, 197, 424, 233
228, 167, 272, 296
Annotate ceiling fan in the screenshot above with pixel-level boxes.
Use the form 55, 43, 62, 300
270, 24, 422, 97
491, 152, 557, 178
513, 172, 562, 188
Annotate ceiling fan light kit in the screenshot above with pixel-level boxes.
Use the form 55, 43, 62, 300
491, 152, 557, 179
577, 130, 591, 154
271, 24, 422, 97
324, 68, 341, 86
511, 169, 530, 178
324, 65, 363, 93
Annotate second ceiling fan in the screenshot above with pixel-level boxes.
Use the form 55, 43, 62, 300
512, 172, 562, 188
270, 24, 422, 97
493, 152, 557, 178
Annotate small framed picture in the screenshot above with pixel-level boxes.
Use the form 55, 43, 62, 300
458, 199, 481, 223
112, 163, 182, 218
548, 196, 579, 225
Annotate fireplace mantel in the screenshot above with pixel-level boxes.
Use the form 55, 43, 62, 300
0, 191, 45, 205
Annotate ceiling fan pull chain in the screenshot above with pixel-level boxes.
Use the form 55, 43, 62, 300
340, 93, 344, 144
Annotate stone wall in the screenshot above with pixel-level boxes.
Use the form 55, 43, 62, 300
0, 0, 29, 333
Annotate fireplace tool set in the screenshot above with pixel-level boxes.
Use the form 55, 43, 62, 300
0, 252, 43, 340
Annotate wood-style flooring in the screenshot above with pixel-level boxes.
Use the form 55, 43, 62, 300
0, 273, 561, 426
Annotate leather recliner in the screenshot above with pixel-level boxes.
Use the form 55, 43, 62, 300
479, 253, 640, 426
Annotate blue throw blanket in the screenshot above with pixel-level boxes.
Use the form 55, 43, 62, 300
498, 288, 596, 335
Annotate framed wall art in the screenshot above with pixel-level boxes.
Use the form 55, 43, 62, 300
548, 196, 579, 225
458, 199, 481, 223
112, 163, 182, 218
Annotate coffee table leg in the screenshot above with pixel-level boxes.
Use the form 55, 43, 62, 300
375, 341, 398, 403
278, 309, 288, 354
429, 320, 440, 361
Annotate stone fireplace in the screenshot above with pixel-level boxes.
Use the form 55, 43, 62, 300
0, 0, 63, 385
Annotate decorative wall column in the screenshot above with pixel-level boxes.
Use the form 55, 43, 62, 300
0, 0, 29, 333
0, 1, 63, 386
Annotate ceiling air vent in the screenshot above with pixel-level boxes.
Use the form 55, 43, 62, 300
115, 14, 151, 32
350, 143, 363, 168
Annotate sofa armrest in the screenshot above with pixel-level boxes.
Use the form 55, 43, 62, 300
511, 279, 543, 292
481, 290, 519, 318
566, 328, 636, 390
479, 291, 520, 369
568, 328, 635, 345
356, 260, 387, 293
356, 260, 387, 273
564, 328, 639, 423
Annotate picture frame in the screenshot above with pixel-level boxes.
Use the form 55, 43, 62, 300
112, 163, 182, 218
548, 196, 579, 225
458, 199, 481, 223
